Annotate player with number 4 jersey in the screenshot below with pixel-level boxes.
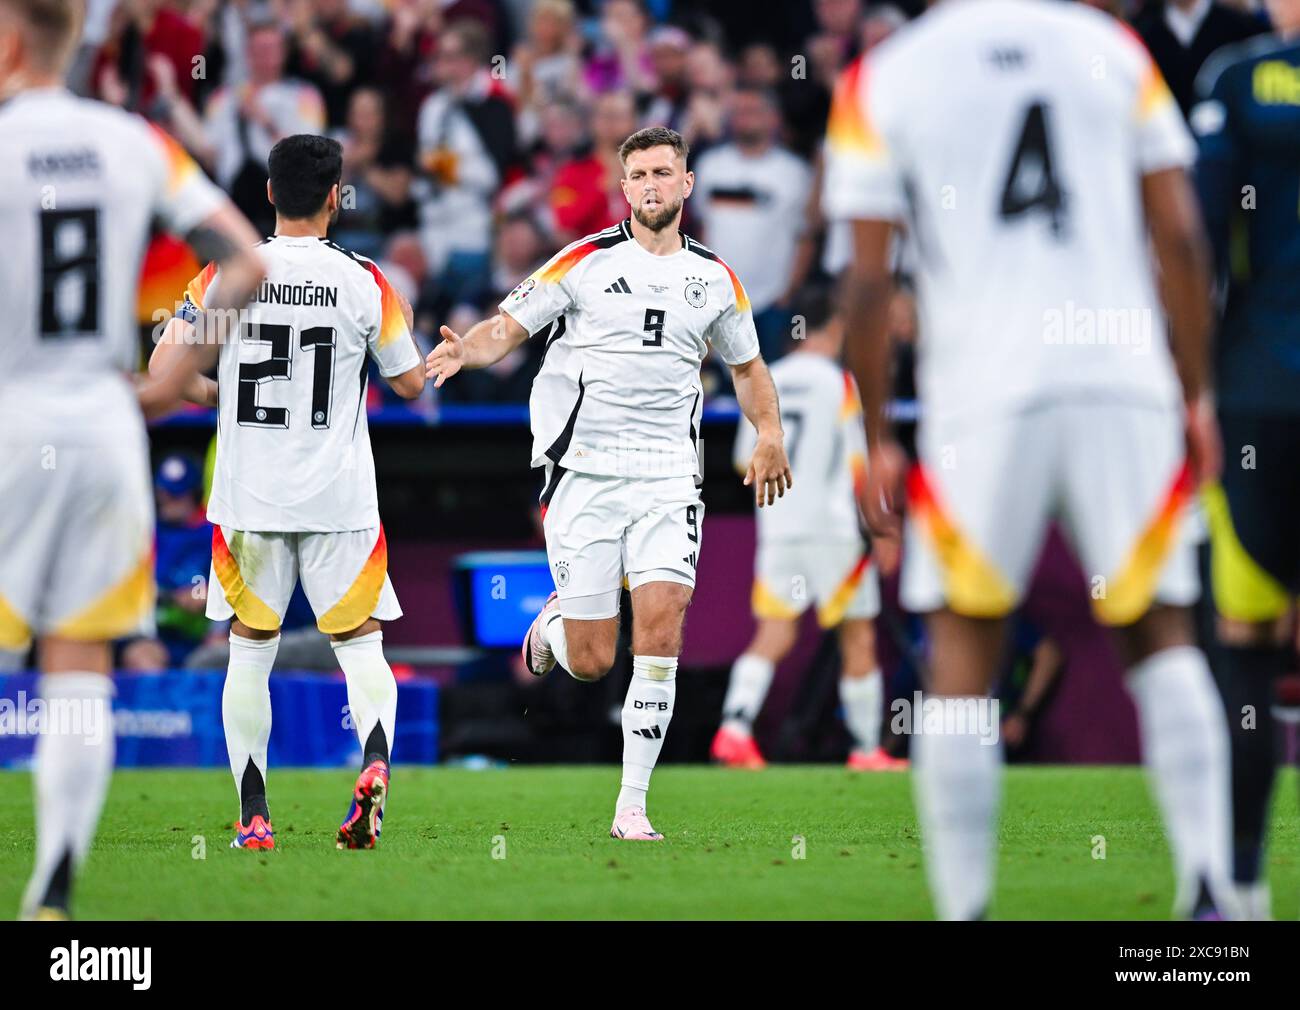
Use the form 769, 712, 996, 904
826, 0, 1231, 920
152, 136, 424, 853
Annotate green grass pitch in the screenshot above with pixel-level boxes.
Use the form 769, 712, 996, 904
0, 766, 1295, 919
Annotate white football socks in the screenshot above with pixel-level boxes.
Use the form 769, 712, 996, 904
913, 711, 1001, 920
222, 632, 278, 817
21, 673, 115, 917
840, 671, 883, 753
1125, 645, 1232, 915
617, 655, 677, 813
331, 629, 398, 764
720, 653, 774, 735
542, 611, 573, 677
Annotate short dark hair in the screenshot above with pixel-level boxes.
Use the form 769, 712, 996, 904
618, 126, 689, 170
1, 0, 83, 71
444, 18, 491, 63
794, 282, 837, 334
268, 135, 342, 219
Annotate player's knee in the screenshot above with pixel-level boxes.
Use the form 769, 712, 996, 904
1114, 604, 1195, 666
752, 619, 797, 660
567, 639, 616, 681
330, 617, 381, 643
838, 620, 877, 675
1217, 614, 1291, 648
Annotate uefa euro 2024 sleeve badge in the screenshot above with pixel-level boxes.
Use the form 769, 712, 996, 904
684, 277, 707, 308
509, 277, 536, 303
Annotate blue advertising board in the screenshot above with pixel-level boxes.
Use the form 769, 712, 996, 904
0, 670, 438, 768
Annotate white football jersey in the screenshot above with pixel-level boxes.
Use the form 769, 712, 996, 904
734, 352, 866, 543
500, 218, 760, 480
187, 237, 421, 532
0, 87, 225, 435
822, 0, 1195, 422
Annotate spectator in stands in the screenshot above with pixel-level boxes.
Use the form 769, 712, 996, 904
93, 0, 206, 113
1132, 0, 1266, 117
197, 18, 327, 235
693, 86, 815, 361
641, 26, 694, 133
332, 87, 417, 260
375, 0, 443, 138
283, 0, 379, 128
120, 455, 216, 672
679, 40, 734, 155
509, 0, 582, 146
545, 91, 636, 245
416, 18, 519, 311
582, 0, 654, 96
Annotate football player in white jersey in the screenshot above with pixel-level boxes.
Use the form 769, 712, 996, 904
149, 135, 424, 851
825, 1, 1232, 919
427, 126, 791, 841
0, 0, 265, 918
714, 284, 905, 772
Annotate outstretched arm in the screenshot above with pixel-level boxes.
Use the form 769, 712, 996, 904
425, 311, 531, 387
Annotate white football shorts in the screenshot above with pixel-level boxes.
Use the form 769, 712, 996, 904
206, 526, 401, 634
0, 422, 155, 649
540, 466, 703, 620
752, 539, 880, 627
901, 400, 1198, 625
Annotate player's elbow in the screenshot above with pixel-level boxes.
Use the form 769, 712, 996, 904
387, 366, 425, 400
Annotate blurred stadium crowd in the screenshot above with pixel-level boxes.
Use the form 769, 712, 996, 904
63, 0, 1276, 691
88, 0, 1265, 404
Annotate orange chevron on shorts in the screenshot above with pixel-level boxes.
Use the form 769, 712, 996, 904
817, 553, 870, 628
53, 547, 156, 641
1094, 460, 1194, 626
211, 527, 281, 631
317, 527, 389, 634
0, 592, 31, 651
907, 465, 1016, 618
751, 577, 802, 621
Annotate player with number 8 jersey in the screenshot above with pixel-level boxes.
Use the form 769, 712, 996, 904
157, 136, 425, 852
0, 0, 266, 920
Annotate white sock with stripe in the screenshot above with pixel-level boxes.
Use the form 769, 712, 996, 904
331, 629, 398, 765
913, 715, 1001, 920
841, 671, 883, 753
617, 656, 677, 813
1125, 645, 1233, 914
720, 653, 774, 735
223, 633, 278, 820
542, 612, 573, 676
21, 673, 114, 917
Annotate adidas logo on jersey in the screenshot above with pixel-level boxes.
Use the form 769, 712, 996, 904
604, 277, 632, 294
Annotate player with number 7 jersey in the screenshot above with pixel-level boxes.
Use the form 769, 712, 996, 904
156, 136, 424, 852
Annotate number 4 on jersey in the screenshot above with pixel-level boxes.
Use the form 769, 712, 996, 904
998, 101, 1068, 238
